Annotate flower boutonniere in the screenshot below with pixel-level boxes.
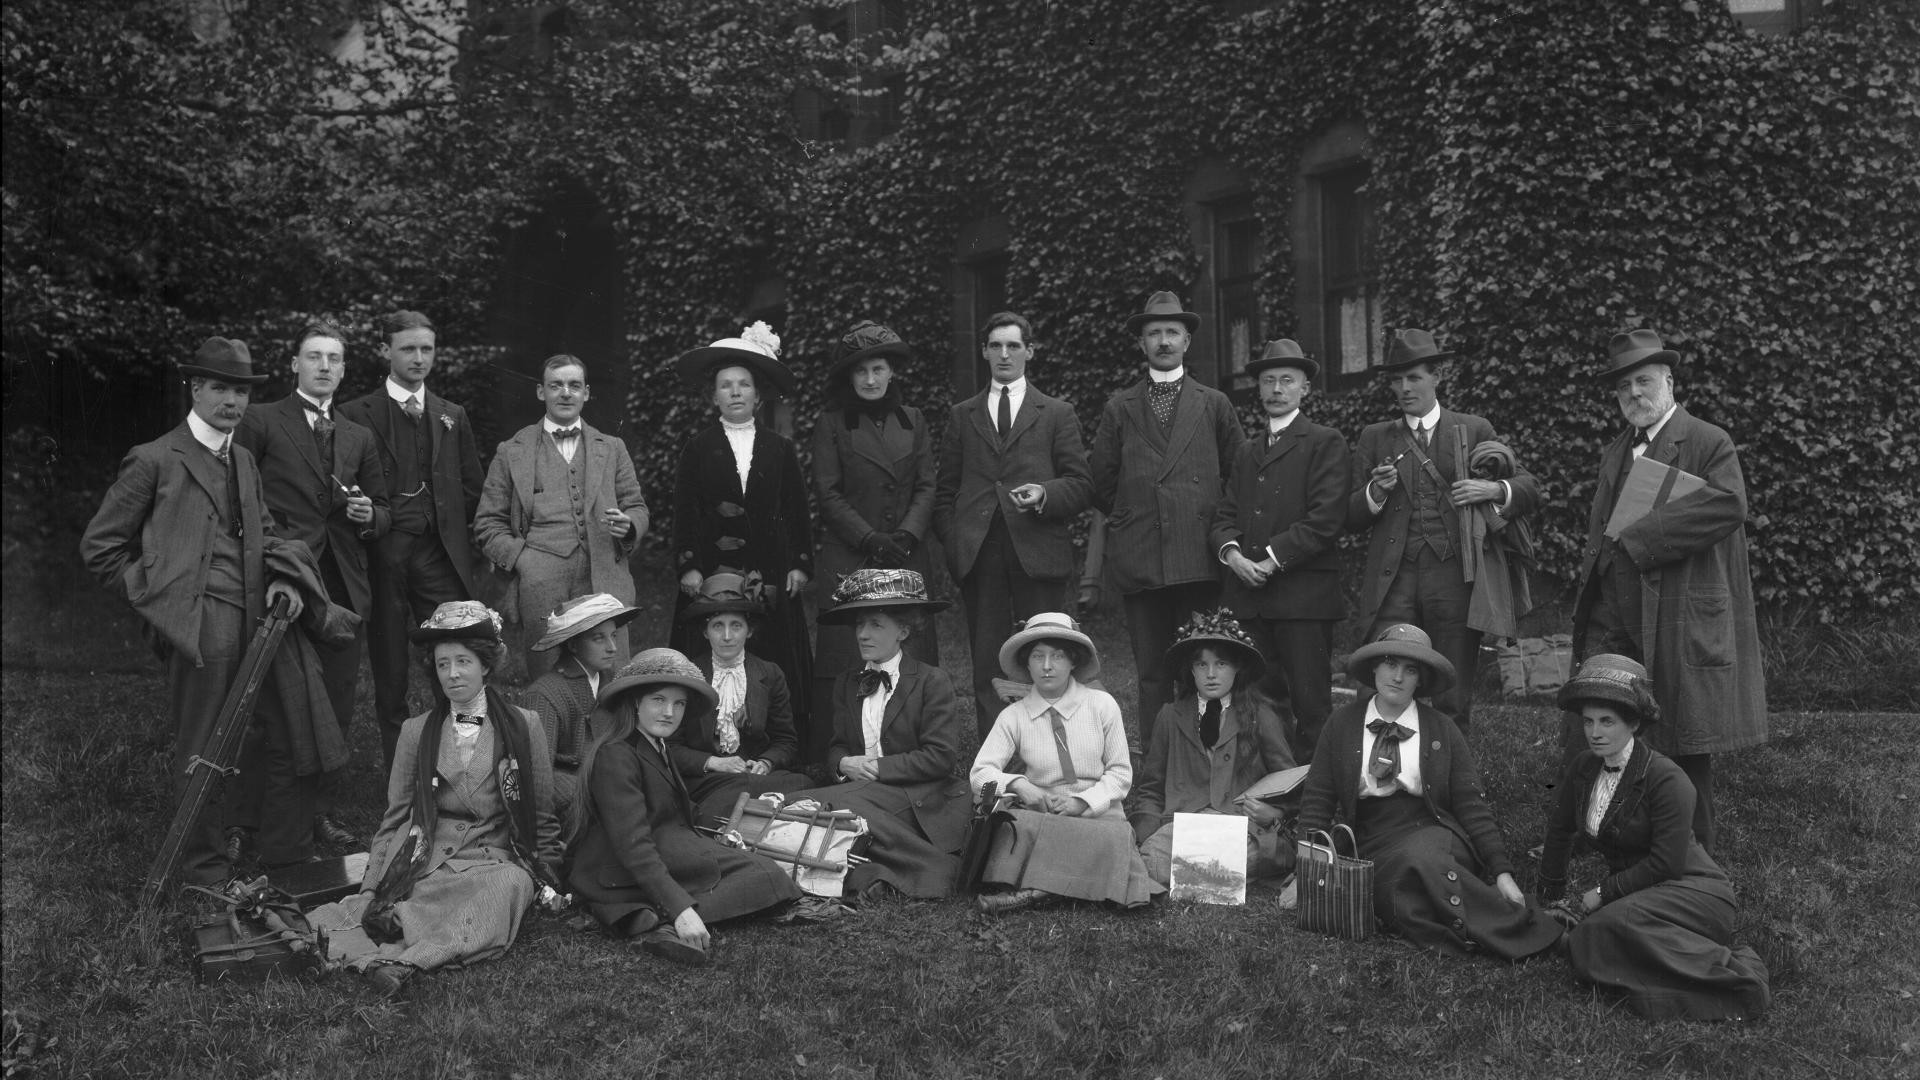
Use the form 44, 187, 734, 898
439, 413, 455, 431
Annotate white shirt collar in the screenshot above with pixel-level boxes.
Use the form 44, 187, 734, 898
542, 415, 582, 435
185, 411, 229, 454
1602, 737, 1635, 771
721, 416, 756, 433
1364, 695, 1419, 732
865, 651, 904, 680
712, 649, 747, 672
1267, 410, 1300, 434
1404, 402, 1442, 431
990, 376, 1027, 396
295, 389, 331, 416
449, 692, 489, 720
1198, 692, 1232, 715
1015, 679, 1083, 721
1640, 404, 1678, 443
1147, 366, 1185, 385
385, 377, 424, 405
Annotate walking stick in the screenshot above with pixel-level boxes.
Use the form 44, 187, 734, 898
140, 595, 294, 908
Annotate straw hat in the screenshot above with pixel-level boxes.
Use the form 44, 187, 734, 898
531, 593, 638, 653
1345, 623, 1455, 696
674, 321, 796, 395
598, 648, 719, 722
1558, 653, 1660, 726
408, 600, 505, 645
1163, 608, 1265, 685
998, 612, 1100, 683
817, 568, 949, 625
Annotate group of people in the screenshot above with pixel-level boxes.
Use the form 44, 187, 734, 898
81, 296, 1770, 1020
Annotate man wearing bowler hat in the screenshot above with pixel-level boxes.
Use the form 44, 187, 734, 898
1571, 329, 1766, 853
934, 311, 1093, 734
1089, 291, 1245, 745
1209, 340, 1351, 760
81, 338, 312, 891
1346, 329, 1536, 734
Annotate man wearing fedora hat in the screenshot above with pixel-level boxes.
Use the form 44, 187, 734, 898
1210, 340, 1351, 760
82, 337, 314, 888
1088, 291, 1246, 743
474, 353, 650, 679
338, 310, 486, 769
1346, 329, 1537, 735
935, 311, 1093, 734
1570, 329, 1766, 852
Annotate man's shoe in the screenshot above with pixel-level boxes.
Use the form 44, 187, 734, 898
777, 896, 856, 924
361, 962, 412, 1000
976, 888, 1048, 915
313, 814, 358, 849
637, 927, 709, 966
223, 827, 253, 867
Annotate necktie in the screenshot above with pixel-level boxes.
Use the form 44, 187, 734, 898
213, 438, 230, 466
402, 394, 423, 422
1415, 423, 1430, 450
216, 439, 243, 536
1046, 706, 1079, 784
1148, 380, 1180, 426
551, 427, 581, 442
1268, 428, 1285, 448
996, 385, 1012, 435
1200, 697, 1222, 748
1366, 717, 1414, 789
857, 667, 892, 699
305, 403, 336, 464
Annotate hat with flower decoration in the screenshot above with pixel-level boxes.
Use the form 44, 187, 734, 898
675, 321, 796, 395
827, 320, 912, 382
531, 593, 639, 653
818, 568, 949, 625
1164, 608, 1266, 687
408, 600, 505, 645
1558, 653, 1660, 727
678, 571, 771, 622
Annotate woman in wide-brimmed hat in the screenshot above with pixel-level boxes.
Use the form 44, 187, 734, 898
969, 612, 1162, 913
307, 601, 565, 998
667, 572, 815, 822
567, 648, 828, 966
1537, 654, 1770, 1020
1297, 624, 1563, 960
808, 320, 941, 748
519, 592, 638, 829
667, 322, 817, 758
778, 569, 970, 899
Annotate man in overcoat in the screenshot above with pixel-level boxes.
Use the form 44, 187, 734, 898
80, 338, 310, 886
1209, 340, 1351, 760
473, 354, 649, 678
337, 310, 485, 768
1571, 329, 1766, 852
1089, 291, 1245, 745
934, 311, 1094, 734
1346, 329, 1536, 734
233, 319, 389, 848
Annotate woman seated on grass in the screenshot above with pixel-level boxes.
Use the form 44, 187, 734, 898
520, 592, 638, 831
567, 648, 827, 966
309, 601, 564, 999
1537, 654, 1771, 1020
970, 612, 1161, 914
780, 569, 970, 899
1298, 624, 1562, 960
670, 572, 815, 825
1130, 609, 1297, 891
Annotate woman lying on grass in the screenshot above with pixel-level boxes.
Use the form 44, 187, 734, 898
969, 612, 1161, 914
1538, 654, 1771, 1020
1298, 624, 1562, 960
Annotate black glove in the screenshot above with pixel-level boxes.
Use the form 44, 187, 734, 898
867, 532, 910, 567
888, 530, 918, 556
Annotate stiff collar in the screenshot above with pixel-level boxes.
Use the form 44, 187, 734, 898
721, 417, 756, 434
542, 416, 582, 436
1013, 679, 1086, 722
1601, 737, 1636, 772
990, 376, 1027, 396
1403, 402, 1442, 432
1364, 695, 1420, 734
864, 651, 904, 681
1267, 410, 1300, 434
1638, 404, 1679, 443
186, 411, 230, 454
295, 389, 332, 416
1197, 692, 1233, 715
385, 376, 425, 405
1147, 366, 1185, 385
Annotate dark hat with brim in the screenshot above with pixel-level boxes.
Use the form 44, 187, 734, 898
1125, 291, 1201, 335
1245, 338, 1319, 381
598, 647, 719, 724
1164, 609, 1266, 685
998, 612, 1100, 683
409, 600, 506, 645
1345, 623, 1456, 697
827, 320, 912, 383
818, 568, 949, 625
1599, 329, 1681, 382
532, 593, 639, 652
1558, 653, 1660, 726
679, 571, 770, 622
178, 337, 270, 384
1378, 328, 1455, 372
674, 322, 796, 396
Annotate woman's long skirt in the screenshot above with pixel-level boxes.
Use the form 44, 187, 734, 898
1570, 881, 1771, 1019
307, 860, 536, 973
984, 809, 1162, 907
786, 780, 957, 898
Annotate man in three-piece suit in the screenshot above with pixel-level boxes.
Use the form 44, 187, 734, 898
934, 311, 1093, 734
233, 319, 389, 848
81, 338, 309, 887
1089, 291, 1245, 745
1570, 329, 1767, 853
337, 310, 484, 768
473, 354, 649, 678
1346, 329, 1536, 734
1209, 340, 1352, 760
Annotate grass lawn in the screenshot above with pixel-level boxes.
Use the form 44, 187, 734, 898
3, 542, 1916, 1080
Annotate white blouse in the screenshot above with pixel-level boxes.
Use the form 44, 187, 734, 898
721, 417, 755, 492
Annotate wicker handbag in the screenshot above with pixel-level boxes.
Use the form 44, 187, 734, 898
1295, 825, 1376, 940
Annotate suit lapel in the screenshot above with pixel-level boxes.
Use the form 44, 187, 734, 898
583, 423, 609, 500
637, 734, 693, 815
173, 426, 227, 507
880, 661, 918, 740
1650, 407, 1689, 466
850, 414, 907, 475
508, 430, 539, 518
1004, 389, 1043, 448
273, 398, 327, 481
1216, 699, 1246, 750
966, 392, 998, 447
1125, 385, 1168, 455
424, 390, 446, 464
1260, 425, 1301, 468
746, 427, 780, 497
1157, 381, 1204, 475
1594, 432, 1634, 518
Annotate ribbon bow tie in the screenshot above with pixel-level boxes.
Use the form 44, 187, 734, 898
1601, 763, 1624, 774
857, 667, 893, 698
1631, 427, 1652, 447
551, 427, 582, 442
1365, 717, 1414, 782
453, 712, 484, 730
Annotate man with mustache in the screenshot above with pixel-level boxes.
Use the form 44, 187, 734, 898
338, 310, 485, 769
233, 319, 390, 851
1346, 329, 1536, 735
1209, 340, 1351, 761
1570, 329, 1766, 853
81, 338, 310, 890
1088, 291, 1245, 745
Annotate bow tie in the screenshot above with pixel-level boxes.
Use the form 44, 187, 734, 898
453, 712, 484, 730
857, 667, 893, 698
1631, 428, 1652, 447
1601, 763, 1623, 773
1365, 718, 1414, 782
551, 427, 581, 442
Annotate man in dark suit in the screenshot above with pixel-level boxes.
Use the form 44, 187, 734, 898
1089, 291, 1244, 745
934, 311, 1093, 734
1346, 329, 1536, 734
473, 354, 649, 678
81, 338, 309, 888
232, 319, 389, 849
337, 310, 484, 768
1570, 329, 1767, 852
1209, 340, 1352, 760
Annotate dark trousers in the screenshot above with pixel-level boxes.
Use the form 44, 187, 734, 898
1122, 580, 1221, 748
961, 513, 1067, 737
311, 552, 364, 819
1374, 545, 1480, 732
1242, 618, 1336, 762
368, 529, 468, 769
